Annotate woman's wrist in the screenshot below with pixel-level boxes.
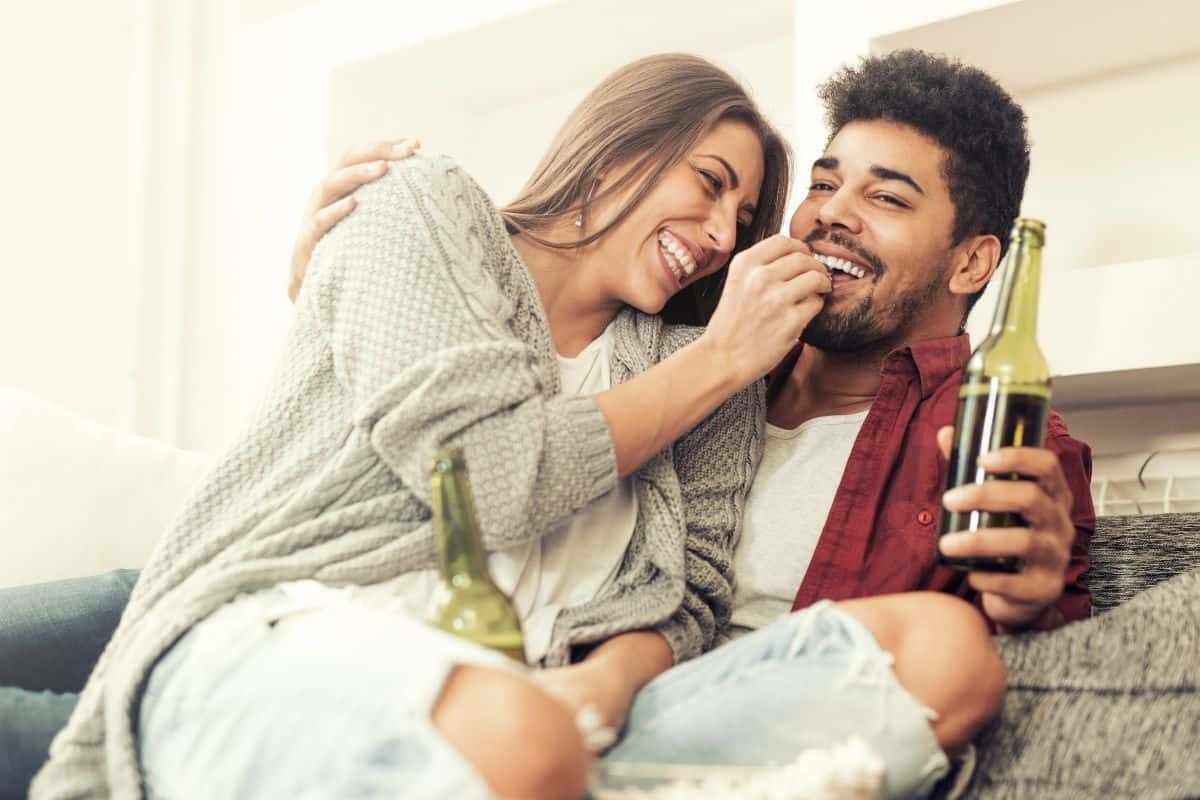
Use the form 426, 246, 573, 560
688, 331, 748, 397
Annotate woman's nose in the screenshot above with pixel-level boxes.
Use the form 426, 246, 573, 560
704, 206, 737, 255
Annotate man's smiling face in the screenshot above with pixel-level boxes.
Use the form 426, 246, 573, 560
788, 119, 966, 354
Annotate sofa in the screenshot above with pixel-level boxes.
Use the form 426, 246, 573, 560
3, 388, 1198, 797
0, 389, 210, 590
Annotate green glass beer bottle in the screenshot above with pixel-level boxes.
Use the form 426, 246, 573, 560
938, 219, 1051, 573
424, 447, 526, 663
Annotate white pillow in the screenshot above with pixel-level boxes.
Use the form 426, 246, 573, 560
0, 389, 212, 588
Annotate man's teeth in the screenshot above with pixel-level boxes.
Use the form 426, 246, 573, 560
658, 231, 698, 282
813, 253, 866, 279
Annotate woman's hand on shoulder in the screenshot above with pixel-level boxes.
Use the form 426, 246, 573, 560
699, 234, 832, 388
288, 138, 421, 302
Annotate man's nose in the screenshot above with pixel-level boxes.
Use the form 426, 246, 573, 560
816, 189, 862, 234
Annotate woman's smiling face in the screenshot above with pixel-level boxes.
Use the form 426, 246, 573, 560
586, 120, 766, 315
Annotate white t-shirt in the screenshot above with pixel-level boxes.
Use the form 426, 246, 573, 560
728, 411, 868, 636
274, 322, 638, 664
487, 323, 638, 661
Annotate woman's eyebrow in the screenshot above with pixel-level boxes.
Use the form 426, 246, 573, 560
697, 154, 739, 190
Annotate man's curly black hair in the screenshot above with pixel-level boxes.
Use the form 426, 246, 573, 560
817, 49, 1031, 320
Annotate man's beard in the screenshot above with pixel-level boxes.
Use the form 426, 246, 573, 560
800, 232, 947, 354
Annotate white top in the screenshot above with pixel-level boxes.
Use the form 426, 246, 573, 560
488, 322, 638, 661
274, 322, 638, 664
729, 411, 868, 635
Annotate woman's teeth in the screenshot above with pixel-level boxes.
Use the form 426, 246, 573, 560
659, 230, 698, 283
813, 253, 866, 279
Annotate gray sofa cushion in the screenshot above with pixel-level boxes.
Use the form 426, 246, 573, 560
1087, 512, 1200, 613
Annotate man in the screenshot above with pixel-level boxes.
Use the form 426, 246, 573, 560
766, 51, 1091, 632
2, 50, 1087, 799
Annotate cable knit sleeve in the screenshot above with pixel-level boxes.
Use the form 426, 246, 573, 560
304, 154, 617, 548
652, 328, 766, 663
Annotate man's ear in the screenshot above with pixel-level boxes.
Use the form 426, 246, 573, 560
948, 234, 1001, 297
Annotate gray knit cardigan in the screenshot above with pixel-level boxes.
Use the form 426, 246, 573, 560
32, 154, 765, 798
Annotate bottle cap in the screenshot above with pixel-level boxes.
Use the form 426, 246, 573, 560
428, 447, 466, 475
1012, 218, 1046, 245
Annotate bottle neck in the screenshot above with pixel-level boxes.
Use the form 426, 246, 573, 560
431, 469, 491, 583
990, 233, 1042, 340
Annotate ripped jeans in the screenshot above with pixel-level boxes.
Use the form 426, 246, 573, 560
138, 593, 948, 800
602, 601, 951, 799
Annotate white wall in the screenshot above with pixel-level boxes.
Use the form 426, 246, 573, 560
328, 24, 794, 213
184, 0, 795, 451
0, 2, 142, 430
0, 0, 1021, 452
1018, 53, 1200, 272
10, 0, 1198, 483
180, 0, 560, 451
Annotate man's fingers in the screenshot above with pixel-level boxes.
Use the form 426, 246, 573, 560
939, 526, 1067, 568
968, 569, 1064, 604
287, 257, 308, 303
310, 195, 357, 242
317, 161, 388, 208
978, 446, 1072, 507
942, 478, 1067, 532
980, 593, 1055, 628
936, 425, 953, 461
336, 138, 420, 169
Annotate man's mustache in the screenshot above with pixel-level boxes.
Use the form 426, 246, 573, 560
804, 229, 887, 276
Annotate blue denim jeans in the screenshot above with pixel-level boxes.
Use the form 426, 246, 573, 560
602, 602, 951, 799
0, 569, 138, 800
138, 588, 497, 800
139, 591, 947, 800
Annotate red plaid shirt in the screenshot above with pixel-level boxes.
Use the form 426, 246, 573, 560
783, 335, 1094, 624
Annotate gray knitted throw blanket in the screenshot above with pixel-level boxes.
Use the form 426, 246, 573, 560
32, 154, 763, 798
974, 567, 1200, 798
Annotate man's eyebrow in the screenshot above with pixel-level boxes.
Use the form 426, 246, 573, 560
813, 157, 838, 170
871, 165, 925, 195
698, 154, 740, 190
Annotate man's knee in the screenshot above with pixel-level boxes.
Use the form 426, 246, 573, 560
433, 665, 589, 800
897, 593, 1006, 750
839, 592, 1006, 751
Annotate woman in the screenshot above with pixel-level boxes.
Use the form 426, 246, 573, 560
22, 54, 999, 800
27, 53, 812, 800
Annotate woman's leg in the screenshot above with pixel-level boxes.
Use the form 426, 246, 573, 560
604, 594, 1004, 799
434, 665, 590, 800
0, 569, 139, 693
138, 597, 588, 800
0, 689, 77, 800
0, 570, 136, 799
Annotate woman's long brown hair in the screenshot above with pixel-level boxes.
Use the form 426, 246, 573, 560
500, 53, 791, 326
